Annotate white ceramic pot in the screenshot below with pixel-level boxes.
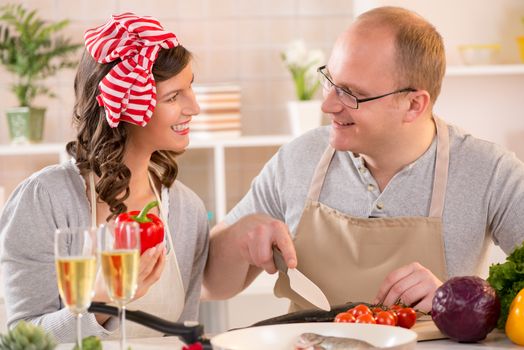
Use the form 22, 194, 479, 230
287, 100, 322, 137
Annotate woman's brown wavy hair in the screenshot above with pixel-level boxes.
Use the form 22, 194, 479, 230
67, 46, 192, 219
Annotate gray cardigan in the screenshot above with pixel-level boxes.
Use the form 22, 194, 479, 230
0, 160, 209, 342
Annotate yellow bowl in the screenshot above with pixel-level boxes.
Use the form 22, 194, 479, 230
517, 36, 524, 63
458, 44, 500, 65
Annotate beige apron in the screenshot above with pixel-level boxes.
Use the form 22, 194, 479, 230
89, 173, 185, 337
275, 117, 449, 311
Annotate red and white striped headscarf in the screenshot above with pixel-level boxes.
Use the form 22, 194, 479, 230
84, 13, 179, 127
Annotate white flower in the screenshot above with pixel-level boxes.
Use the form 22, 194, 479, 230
281, 40, 325, 100
282, 40, 307, 67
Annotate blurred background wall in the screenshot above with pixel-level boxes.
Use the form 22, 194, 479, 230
0, 0, 352, 198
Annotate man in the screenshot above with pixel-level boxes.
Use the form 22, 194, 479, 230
202, 6, 524, 313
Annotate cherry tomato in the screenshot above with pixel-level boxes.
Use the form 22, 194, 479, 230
390, 310, 398, 325
334, 312, 356, 323
355, 313, 376, 324
397, 307, 417, 329
390, 304, 403, 312
371, 307, 384, 316
349, 304, 372, 318
375, 311, 396, 326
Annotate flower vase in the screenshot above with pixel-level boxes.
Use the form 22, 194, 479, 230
287, 100, 322, 137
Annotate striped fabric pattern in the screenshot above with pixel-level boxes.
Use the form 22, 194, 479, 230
84, 13, 179, 127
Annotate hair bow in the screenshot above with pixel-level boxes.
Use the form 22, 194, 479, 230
84, 13, 179, 127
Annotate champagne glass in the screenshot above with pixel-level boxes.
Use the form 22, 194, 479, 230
55, 227, 98, 350
99, 221, 140, 350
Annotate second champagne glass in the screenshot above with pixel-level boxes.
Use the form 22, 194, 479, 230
99, 221, 140, 350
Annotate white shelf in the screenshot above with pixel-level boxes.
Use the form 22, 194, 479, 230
0, 142, 69, 162
0, 135, 293, 222
0, 135, 292, 155
189, 134, 293, 149
446, 64, 524, 76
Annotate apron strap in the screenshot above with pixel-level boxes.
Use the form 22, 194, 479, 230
146, 173, 185, 301
307, 117, 450, 218
307, 146, 336, 202
89, 172, 97, 228
147, 172, 175, 253
429, 117, 450, 218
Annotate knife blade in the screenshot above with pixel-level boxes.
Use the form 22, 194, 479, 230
272, 246, 331, 311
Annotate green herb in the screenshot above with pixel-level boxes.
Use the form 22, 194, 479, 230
72, 336, 102, 350
487, 240, 524, 329
0, 320, 56, 350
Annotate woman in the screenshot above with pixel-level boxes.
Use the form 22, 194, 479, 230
0, 13, 208, 342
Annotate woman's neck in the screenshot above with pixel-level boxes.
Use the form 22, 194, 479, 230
123, 147, 156, 202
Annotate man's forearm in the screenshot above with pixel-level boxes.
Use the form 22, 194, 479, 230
202, 222, 262, 300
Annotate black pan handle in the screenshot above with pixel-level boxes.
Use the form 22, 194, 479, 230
88, 302, 211, 348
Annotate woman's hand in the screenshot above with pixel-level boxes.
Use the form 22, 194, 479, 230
91, 242, 166, 325
133, 242, 166, 299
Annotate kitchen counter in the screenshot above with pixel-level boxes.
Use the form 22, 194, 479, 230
417, 331, 519, 350
56, 330, 518, 350
56, 336, 185, 349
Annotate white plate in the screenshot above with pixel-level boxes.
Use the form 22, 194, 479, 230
211, 322, 417, 350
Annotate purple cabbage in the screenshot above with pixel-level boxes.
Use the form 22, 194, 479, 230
432, 276, 500, 342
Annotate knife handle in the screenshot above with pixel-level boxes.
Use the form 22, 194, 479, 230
272, 246, 288, 273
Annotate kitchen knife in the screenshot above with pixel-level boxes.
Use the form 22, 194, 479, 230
272, 246, 331, 311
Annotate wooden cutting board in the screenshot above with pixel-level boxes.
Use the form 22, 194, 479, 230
412, 318, 447, 341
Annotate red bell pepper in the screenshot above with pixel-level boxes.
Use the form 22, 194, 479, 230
115, 200, 165, 254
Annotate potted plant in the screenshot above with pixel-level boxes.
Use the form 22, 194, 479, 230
0, 4, 80, 144
281, 40, 325, 136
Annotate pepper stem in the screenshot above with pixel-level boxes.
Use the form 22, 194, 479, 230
133, 200, 159, 223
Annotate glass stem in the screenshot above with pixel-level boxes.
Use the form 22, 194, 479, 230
119, 306, 126, 350
76, 313, 82, 350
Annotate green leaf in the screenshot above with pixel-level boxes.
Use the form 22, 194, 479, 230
487, 240, 524, 329
0, 3, 80, 107
72, 336, 102, 350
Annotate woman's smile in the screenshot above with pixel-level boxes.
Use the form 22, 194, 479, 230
171, 118, 191, 135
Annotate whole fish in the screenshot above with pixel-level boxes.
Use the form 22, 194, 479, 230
295, 332, 378, 350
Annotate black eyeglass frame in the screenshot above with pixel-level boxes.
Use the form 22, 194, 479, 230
317, 65, 417, 109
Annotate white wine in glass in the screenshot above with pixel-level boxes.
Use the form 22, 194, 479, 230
55, 227, 98, 350
101, 250, 139, 304
99, 221, 140, 350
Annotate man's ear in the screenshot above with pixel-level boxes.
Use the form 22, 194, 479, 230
404, 90, 431, 123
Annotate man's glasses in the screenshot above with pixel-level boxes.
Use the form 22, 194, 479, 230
317, 65, 416, 109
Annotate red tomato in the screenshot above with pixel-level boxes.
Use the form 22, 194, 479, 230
375, 311, 396, 326
355, 313, 376, 324
390, 304, 403, 312
371, 307, 384, 316
390, 310, 398, 325
349, 304, 372, 318
397, 307, 417, 329
334, 312, 356, 323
